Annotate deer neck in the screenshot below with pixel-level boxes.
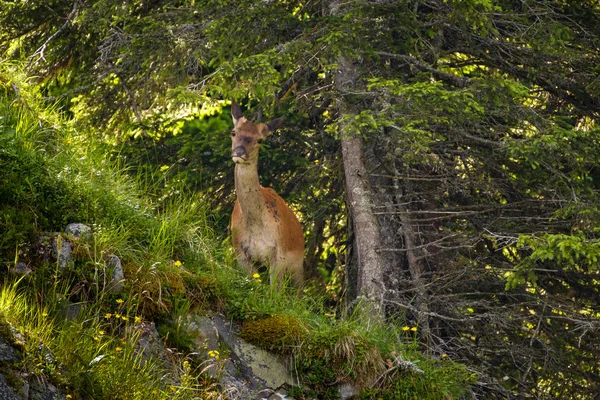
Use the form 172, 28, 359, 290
234, 162, 266, 226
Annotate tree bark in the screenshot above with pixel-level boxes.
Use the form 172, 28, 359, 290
341, 136, 385, 313
335, 56, 385, 318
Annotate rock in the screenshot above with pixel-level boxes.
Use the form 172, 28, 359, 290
133, 322, 172, 370
36, 235, 55, 264
30, 224, 91, 270
12, 262, 31, 276
188, 316, 219, 351
187, 316, 220, 379
61, 301, 82, 320
212, 315, 297, 391
50, 224, 93, 270
64, 223, 92, 240
0, 327, 64, 400
0, 339, 21, 364
186, 314, 299, 399
338, 382, 358, 399
105, 255, 124, 293
0, 374, 19, 400
0, 336, 25, 398
219, 364, 260, 400
267, 386, 295, 400
52, 235, 72, 269
28, 379, 63, 400
7, 327, 25, 347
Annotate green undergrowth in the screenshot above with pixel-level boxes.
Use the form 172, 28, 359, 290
0, 61, 474, 399
0, 281, 218, 400
192, 261, 475, 399
0, 61, 222, 398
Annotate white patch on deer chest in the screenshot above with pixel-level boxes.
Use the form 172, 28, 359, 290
238, 225, 277, 264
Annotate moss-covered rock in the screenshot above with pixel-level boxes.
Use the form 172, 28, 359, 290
240, 314, 307, 353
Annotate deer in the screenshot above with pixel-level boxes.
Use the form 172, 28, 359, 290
229, 100, 305, 287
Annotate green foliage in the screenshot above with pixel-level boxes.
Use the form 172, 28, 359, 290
362, 358, 476, 400
507, 232, 600, 289
234, 299, 473, 398
0, 63, 148, 265
117, 112, 232, 202
522, 233, 600, 269
0, 74, 80, 256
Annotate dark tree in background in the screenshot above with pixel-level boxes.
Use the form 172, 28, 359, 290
2, 0, 600, 397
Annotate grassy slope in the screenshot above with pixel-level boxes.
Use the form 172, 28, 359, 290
0, 63, 474, 399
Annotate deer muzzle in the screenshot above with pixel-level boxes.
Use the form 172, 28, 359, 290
232, 146, 248, 162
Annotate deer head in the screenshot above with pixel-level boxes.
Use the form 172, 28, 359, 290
230, 100, 284, 165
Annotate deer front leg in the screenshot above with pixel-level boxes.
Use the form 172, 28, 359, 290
270, 249, 304, 289
288, 258, 304, 289
268, 248, 286, 288
234, 244, 255, 276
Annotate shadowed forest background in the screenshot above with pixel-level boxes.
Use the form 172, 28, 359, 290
1, 0, 600, 399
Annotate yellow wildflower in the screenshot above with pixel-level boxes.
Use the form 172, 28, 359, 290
114, 313, 121, 319
66, 395, 72, 399
99, 330, 105, 335
121, 316, 128, 321
115, 347, 123, 352
116, 299, 124, 304
174, 260, 183, 267
402, 326, 410, 331
208, 350, 220, 360
411, 327, 417, 332
442, 353, 448, 359
135, 316, 142, 323
42, 312, 48, 317
252, 273, 260, 279
105, 313, 112, 319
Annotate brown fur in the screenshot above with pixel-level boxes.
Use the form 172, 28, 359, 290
229, 101, 304, 286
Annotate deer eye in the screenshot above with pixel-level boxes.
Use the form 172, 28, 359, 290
231, 130, 236, 136
257, 139, 263, 144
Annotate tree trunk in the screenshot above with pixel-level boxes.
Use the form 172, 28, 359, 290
335, 55, 385, 318
341, 136, 385, 312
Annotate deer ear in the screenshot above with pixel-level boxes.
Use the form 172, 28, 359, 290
231, 100, 244, 124
266, 116, 284, 132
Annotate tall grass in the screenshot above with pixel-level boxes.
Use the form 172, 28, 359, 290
0, 281, 165, 399
1, 60, 224, 398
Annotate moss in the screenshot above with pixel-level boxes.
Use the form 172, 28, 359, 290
240, 315, 307, 353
